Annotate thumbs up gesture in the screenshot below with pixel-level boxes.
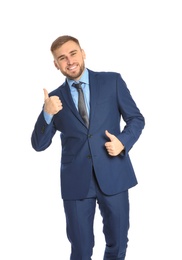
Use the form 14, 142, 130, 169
105, 130, 124, 156
43, 88, 63, 115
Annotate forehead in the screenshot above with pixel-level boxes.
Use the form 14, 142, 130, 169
53, 40, 81, 58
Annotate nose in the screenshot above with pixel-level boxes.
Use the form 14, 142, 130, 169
67, 56, 73, 65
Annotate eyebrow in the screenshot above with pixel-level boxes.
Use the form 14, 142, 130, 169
57, 49, 78, 60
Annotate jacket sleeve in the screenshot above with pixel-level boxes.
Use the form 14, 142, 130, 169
116, 73, 145, 155
31, 110, 57, 151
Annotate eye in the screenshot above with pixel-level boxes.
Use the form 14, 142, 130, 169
59, 57, 65, 61
71, 51, 77, 56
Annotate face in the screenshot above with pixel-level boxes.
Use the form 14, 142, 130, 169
52, 40, 86, 81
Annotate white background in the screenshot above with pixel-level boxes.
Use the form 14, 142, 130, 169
0, 0, 182, 259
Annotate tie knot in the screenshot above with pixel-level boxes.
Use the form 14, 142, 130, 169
72, 82, 82, 90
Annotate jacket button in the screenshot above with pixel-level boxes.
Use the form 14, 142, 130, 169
87, 155, 92, 159
88, 134, 92, 138
41, 125, 46, 133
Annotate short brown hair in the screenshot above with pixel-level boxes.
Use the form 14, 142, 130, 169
50, 35, 81, 52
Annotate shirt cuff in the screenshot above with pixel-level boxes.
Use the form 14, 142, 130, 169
43, 110, 53, 124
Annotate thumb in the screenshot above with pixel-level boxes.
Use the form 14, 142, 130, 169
105, 130, 115, 141
43, 88, 49, 101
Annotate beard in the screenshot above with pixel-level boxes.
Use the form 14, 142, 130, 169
62, 62, 85, 80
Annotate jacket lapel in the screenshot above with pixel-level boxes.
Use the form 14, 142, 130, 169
60, 81, 88, 126
88, 70, 100, 129
60, 71, 100, 129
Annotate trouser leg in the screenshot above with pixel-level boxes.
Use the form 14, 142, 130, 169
97, 190, 130, 260
63, 198, 96, 260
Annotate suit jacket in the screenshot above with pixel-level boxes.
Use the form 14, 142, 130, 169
31, 69, 145, 200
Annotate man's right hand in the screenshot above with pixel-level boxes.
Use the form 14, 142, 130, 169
43, 88, 63, 115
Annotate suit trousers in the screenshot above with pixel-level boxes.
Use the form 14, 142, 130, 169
63, 170, 130, 260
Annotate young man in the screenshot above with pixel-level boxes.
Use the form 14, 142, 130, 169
31, 35, 145, 260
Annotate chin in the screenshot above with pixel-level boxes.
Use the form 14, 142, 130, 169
69, 72, 82, 80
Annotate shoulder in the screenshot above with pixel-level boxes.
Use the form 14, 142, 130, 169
87, 69, 121, 80
88, 69, 119, 77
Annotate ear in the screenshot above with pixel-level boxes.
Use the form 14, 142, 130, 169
54, 60, 59, 70
81, 49, 86, 59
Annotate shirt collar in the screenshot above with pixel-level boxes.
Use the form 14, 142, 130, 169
67, 68, 89, 87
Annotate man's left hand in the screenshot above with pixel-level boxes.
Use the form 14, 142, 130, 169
105, 130, 124, 156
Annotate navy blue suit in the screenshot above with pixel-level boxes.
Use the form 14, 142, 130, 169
31, 69, 145, 259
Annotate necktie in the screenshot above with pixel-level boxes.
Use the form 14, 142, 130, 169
72, 82, 89, 127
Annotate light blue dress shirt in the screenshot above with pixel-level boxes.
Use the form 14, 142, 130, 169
44, 68, 90, 124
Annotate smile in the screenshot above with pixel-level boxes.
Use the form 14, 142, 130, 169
68, 65, 77, 71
